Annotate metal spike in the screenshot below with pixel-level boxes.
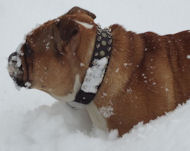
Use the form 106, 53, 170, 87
108, 34, 112, 38
107, 47, 111, 52
108, 39, 112, 45
97, 36, 102, 41
97, 30, 101, 35
96, 43, 100, 49
95, 52, 98, 56
97, 27, 101, 31
97, 24, 101, 28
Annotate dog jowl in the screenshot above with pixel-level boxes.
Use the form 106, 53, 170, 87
8, 7, 97, 96
8, 7, 190, 136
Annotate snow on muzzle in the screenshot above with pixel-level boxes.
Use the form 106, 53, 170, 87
8, 51, 31, 88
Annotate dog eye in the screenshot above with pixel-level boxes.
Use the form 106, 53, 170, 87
72, 28, 78, 36
53, 42, 65, 56
57, 47, 65, 56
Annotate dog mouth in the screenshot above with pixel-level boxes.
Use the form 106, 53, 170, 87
8, 44, 31, 88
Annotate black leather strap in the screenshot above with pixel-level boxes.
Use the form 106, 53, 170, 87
74, 25, 112, 104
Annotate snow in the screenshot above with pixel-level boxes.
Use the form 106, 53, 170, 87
80, 62, 85, 67
1, 0, 190, 151
123, 62, 132, 67
74, 20, 94, 29
81, 57, 108, 93
45, 42, 50, 50
9, 55, 22, 68
102, 92, 107, 97
25, 82, 31, 88
186, 55, 190, 59
127, 88, 133, 93
115, 68, 119, 73
16, 43, 24, 56
99, 106, 114, 118
152, 82, 157, 85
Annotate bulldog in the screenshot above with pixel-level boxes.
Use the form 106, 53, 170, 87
8, 7, 190, 136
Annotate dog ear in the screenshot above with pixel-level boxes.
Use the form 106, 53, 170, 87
67, 6, 96, 19
57, 17, 79, 43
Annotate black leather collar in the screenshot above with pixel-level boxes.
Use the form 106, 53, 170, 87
74, 25, 112, 104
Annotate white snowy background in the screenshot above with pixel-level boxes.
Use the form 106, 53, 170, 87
1, 0, 190, 150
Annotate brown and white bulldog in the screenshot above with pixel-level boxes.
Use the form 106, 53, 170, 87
8, 7, 190, 136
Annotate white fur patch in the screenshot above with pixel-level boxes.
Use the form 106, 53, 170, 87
52, 74, 108, 131
74, 20, 94, 29
86, 102, 108, 131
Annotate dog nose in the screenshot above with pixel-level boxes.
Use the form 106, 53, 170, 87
8, 52, 16, 62
8, 51, 25, 87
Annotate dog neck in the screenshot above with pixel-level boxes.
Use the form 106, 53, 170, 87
73, 25, 113, 105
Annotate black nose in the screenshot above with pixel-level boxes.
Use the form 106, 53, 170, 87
8, 52, 18, 63
8, 51, 25, 87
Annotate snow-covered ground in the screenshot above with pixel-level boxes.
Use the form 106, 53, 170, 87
1, 0, 190, 150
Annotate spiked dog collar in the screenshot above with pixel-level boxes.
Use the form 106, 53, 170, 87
73, 25, 112, 104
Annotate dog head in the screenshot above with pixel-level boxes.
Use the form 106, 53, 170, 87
8, 7, 97, 99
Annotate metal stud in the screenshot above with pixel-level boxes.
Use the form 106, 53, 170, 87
102, 32, 107, 38
101, 40, 107, 46
100, 50, 105, 57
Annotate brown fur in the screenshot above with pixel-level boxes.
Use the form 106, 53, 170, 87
9, 7, 190, 136
95, 25, 190, 135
